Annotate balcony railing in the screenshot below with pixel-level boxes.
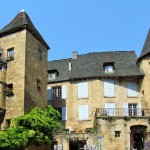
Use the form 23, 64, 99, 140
95, 108, 150, 117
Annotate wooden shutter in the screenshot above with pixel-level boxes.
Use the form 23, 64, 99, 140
62, 107, 67, 120
127, 82, 138, 97
62, 85, 67, 99
47, 87, 52, 100
138, 102, 142, 116
78, 82, 88, 98
105, 103, 115, 116
78, 105, 88, 120
104, 80, 115, 97
123, 103, 129, 116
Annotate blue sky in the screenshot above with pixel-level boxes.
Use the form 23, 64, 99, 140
0, 1, 150, 61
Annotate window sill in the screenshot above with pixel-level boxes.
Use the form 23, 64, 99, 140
78, 97, 89, 100
104, 96, 115, 98
127, 96, 138, 98
77, 119, 91, 122
6, 58, 14, 62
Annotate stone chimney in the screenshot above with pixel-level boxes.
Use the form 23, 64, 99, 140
72, 51, 78, 59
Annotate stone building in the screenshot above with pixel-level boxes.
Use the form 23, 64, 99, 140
0, 10, 49, 129
47, 30, 150, 150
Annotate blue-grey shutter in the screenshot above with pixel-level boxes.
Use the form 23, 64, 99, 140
78, 82, 88, 98
123, 103, 129, 116
138, 102, 142, 116
62, 85, 67, 99
104, 80, 115, 97
62, 107, 67, 120
127, 82, 138, 97
104, 103, 115, 116
78, 105, 83, 120
78, 105, 88, 120
83, 105, 88, 120
47, 87, 52, 100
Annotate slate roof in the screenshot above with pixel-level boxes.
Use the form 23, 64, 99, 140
48, 51, 143, 82
138, 29, 150, 61
0, 10, 49, 49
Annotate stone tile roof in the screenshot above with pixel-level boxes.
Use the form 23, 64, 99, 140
138, 29, 150, 61
48, 51, 143, 82
0, 10, 49, 49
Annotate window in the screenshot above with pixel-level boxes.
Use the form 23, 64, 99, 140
115, 131, 121, 138
38, 49, 42, 60
52, 86, 62, 99
78, 105, 88, 120
48, 73, 57, 80
37, 80, 41, 91
54, 107, 67, 121
4, 84, 14, 97
104, 80, 115, 97
7, 48, 14, 59
127, 82, 138, 97
104, 62, 114, 73
123, 103, 142, 116
128, 104, 137, 116
54, 107, 62, 120
78, 82, 88, 98
0, 65, 3, 71
6, 119, 11, 128
48, 86, 67, 100
104, 103, 116, 116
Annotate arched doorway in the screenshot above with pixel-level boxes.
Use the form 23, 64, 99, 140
130, 125, 147, 150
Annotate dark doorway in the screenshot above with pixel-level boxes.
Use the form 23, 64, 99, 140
69, 140, 86, 150
130, 125, 147, 150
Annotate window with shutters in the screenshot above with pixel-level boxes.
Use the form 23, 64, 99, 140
47, 85, 67, 100
78, 82, 88, 98
127, 82, 138, 97
104, 80, 115, 97
128, 104, 137, 116
78, 105, 88, 120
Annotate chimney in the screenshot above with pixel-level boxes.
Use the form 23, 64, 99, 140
72, 51, 78, 59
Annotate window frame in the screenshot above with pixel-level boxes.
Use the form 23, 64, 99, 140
7, 48, 14, 60
115, 131, 121, 138
52, 86, 62, 100
38, 49, 42, 60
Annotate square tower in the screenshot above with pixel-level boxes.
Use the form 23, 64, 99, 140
0, 10, 49, 128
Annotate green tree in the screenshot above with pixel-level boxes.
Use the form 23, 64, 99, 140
0, 105, 61, 150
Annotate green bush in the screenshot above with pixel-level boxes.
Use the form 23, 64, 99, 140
0, 105, 61, 150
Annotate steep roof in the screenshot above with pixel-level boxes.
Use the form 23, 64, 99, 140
138, 29, 150, 61
48, 51, 143, 82
0, 10, 49, 49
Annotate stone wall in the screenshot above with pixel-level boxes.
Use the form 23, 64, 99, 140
24, 30, 48, 113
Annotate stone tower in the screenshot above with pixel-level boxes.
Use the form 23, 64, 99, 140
138, 29, 150, 108
0, 10, 49, 128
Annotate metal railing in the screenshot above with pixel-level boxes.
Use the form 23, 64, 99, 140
95, 108, 150, 117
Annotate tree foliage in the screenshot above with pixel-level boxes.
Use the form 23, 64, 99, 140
0, 105, 61, 150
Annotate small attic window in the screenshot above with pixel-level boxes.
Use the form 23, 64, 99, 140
48, 70, 59, 80
104, 62, 115, 73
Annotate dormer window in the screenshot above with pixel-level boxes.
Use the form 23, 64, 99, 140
104, 62, 115, 73
48, 70, 59, 80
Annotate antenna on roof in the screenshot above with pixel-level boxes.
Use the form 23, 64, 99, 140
20, 9, 25, 12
